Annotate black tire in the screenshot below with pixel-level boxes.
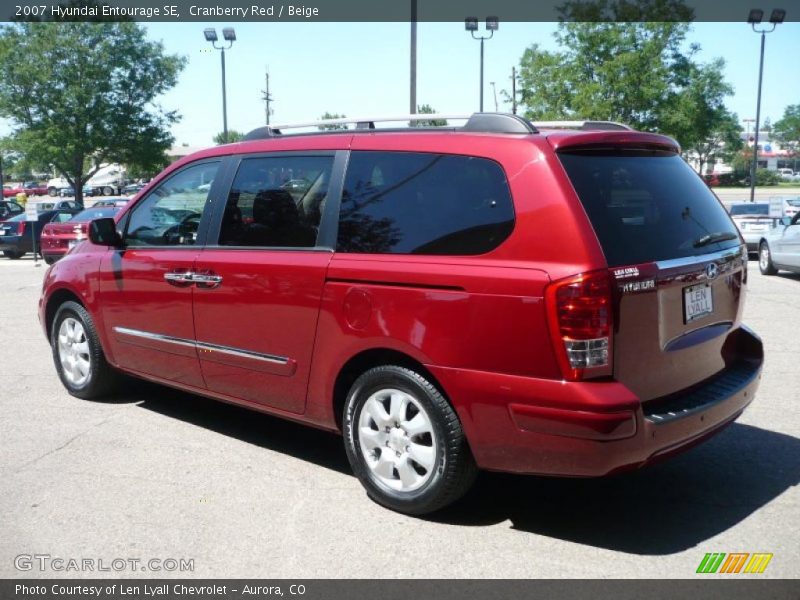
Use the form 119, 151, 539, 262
759, 241, 778, 275
51, 301, 118, 399
3, 250, 23, 259
44, 256, 56, 265
343, 365, 477, 515
48, 187, 57, 196
102, 186, 114, 196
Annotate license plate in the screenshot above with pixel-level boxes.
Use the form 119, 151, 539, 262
684, 284, 713, 323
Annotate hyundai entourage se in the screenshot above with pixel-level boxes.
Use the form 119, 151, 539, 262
40, 113, 763, 515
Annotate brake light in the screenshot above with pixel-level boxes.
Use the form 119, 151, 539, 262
545, 270, 613, 381
16, 221, 26, 235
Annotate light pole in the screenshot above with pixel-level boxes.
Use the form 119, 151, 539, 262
747, 8, 785, 202
204, 27, 236, 143
465, 16, 499, 112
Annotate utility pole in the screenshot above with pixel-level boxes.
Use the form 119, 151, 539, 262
261, 68, 274, 126
410, 0, 417, 114
511, 66, 517, 115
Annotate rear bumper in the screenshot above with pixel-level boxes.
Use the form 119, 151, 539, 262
0, 236, 27, 252
740, 232, 767, 252
429, 325, 763, 476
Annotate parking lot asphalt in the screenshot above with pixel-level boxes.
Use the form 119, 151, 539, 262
0, 257, 798, 579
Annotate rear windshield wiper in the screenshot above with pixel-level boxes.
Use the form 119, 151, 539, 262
693, 231, 738, 248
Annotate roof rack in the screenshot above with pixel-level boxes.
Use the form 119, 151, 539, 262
531, 120, 632, 131
242, 112, 539, 140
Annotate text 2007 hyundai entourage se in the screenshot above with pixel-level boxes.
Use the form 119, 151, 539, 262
39, 113, 763, 515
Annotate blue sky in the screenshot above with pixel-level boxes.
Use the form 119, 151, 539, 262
4, 21, 800, 147
150, 21, 800, 147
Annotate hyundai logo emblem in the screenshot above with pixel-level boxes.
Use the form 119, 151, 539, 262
705, 263, 719, 280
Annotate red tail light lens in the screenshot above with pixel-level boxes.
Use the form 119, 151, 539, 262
16, 221, 26, 235
545, 270, 613, 381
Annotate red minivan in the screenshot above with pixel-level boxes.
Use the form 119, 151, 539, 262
39, 114, 763, 515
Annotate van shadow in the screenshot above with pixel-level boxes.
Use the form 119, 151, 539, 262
126, 380, 798, 555
432, 422, 800, 555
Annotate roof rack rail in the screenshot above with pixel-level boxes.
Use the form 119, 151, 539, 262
531, 120, 632, 131
242, 112, 539, 141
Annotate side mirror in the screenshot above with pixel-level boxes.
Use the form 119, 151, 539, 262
89, 217, 122, 247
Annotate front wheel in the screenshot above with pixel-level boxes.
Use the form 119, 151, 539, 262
759, 242, 778, 275
343, 365, 477, 515
51, 301, 118, 399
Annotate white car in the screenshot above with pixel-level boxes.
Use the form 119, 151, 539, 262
729, 203, 775, 254
759, 212, 800, 275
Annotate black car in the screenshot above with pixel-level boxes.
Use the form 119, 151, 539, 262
0, 200, 24, 221
0, 209, 81, 259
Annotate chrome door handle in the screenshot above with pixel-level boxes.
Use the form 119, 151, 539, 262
188, 272, 223, 288
164, 271, 193, 284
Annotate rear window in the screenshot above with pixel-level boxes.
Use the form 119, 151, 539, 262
70, 207, 120, 222
558, 151, 740, 267
337, 151, 514, 255
730, 203, 769, 216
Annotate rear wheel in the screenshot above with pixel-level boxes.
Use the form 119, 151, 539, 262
343, 365, 477, 515
102, 186, 114, 196
44, 256, 56, 265
3, 250, 23, 259
48, 187, 57, 197
51, 301, 118, 399
759, 242, 778, 275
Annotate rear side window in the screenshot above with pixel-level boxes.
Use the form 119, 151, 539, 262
337, 151, 514, 254
558, 151, 740, 267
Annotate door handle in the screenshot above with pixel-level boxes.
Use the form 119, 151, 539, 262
163, 271, 193, 285
188, 271, 223, 289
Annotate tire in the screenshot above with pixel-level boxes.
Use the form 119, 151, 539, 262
51, 301, 118, 399
759, 241, 778, 275
3, 250, 23, 259
48, 187, 57, 197
102, 186, 114, 196
44, 256, 56, 265
343, 365, 477, 515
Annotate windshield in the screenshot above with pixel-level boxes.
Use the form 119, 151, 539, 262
70, 207, 120, 222
558, 150, 740, 267
786, 198, 800, 207
730, 204, 770, 216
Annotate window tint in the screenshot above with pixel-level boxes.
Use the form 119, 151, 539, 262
126, 161, 219, 247
337, 152, 514, 255
51, 212, 74, 223
558, 151, 740, 267
729, 203, 769, 216
218, 155, 332, 247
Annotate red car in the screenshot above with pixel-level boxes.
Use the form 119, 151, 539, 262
39, 113, 762, 515
40, 206, 120, 264
3, 182, 48, 197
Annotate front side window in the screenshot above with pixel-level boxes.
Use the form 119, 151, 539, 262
125, 161, 219, 247
336, 151, 515, 255
218, 155, 333, 248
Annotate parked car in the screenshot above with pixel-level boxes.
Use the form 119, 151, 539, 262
777, 168, 795, 180
31, 199, 82, 213
59, 184, 94, 198
781, 197, 800, 218
39, 113, 763, 515
728, 203, 776, 254
40, 206, 120, 264
121, 182, 146, 195
0, 209, 79, 259
90, 197, 130, 208
2, 182, 48, 197
0, 200, 24, 221
758, 212, 800, 275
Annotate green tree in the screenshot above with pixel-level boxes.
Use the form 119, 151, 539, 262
0, 22, 185, 205
318, 112, 348, 131
213, 130, 245, 144
660, 59, 742, 174
772, 104, 800, 155
411, 104, 448, 127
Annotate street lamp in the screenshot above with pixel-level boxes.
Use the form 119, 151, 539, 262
204, 27, 236, 143
465, 16, 499, 112
747, 8, 785, 202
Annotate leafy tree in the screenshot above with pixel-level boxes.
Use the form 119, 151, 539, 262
213, 130, 245, 144
0, 22, 185, 205
772, 104, 800, 155
515, 0, 742, 161
411, 104, 448, 127
318, 112, 348, 131
660, 59, 742, 174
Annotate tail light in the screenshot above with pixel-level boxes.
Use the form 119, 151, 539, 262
545, 270, 613, 381
16, 221, 26, 235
